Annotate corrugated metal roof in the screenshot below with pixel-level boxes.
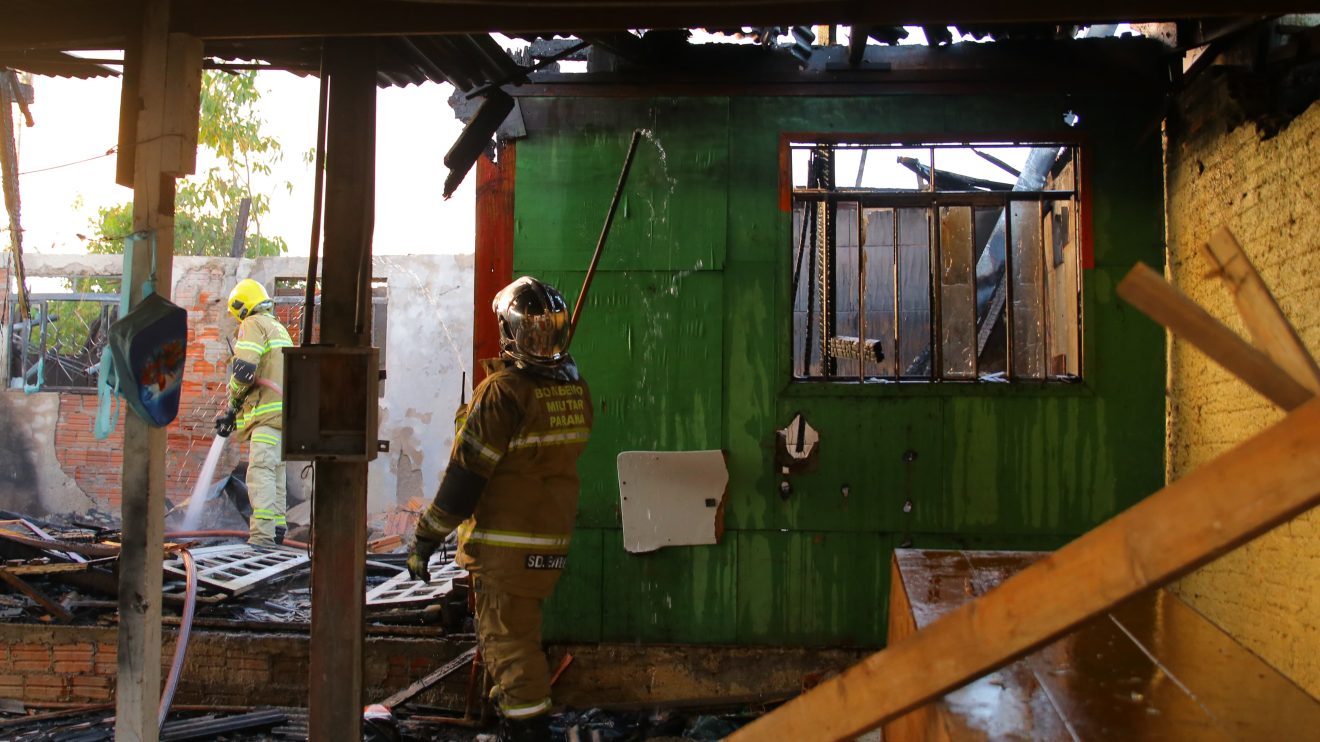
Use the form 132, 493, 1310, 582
0, 51, 119, 79
206, 34, 523, 90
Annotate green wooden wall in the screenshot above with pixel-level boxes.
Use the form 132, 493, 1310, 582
511, 91, 1165, 647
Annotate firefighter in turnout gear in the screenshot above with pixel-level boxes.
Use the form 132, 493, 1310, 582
215, 278, 293, 546
409, 276, 592, 741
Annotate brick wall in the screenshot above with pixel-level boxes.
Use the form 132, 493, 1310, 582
1165, 86, 1320, 695
0, 624, 469, 707
45, 261, 237, 510
0, 623, 864, 709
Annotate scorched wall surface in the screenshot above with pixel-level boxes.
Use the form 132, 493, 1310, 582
513, 88, 1166, 646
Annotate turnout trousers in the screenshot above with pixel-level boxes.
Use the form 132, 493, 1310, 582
475, 579, 552, 720
247, 424, 287, 545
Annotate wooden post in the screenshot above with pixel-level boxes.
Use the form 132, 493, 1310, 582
1201, 226, 1320, 394
729, 397, 1320, 741
308, 37, 375, 742
1117, 262, 1313, 411
115, 2, 201, 741
472, 141, 514, 385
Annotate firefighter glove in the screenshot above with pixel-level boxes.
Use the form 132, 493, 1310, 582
407, 536, 438, 583
214, 407, 238, 438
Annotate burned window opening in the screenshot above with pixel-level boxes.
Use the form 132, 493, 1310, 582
790, 141, 1083, 383
6, 280, 122, 393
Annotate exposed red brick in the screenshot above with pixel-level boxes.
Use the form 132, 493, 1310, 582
54, 659, 95, 674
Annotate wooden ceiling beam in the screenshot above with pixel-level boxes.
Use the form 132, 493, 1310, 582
3, 0, 1315, 49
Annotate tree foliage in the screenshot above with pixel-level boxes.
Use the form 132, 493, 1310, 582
85, 70, 289, 257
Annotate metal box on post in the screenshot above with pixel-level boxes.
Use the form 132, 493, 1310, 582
282, 346, 381, 461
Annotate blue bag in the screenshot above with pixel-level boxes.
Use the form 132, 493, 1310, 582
107, 291, 188, 427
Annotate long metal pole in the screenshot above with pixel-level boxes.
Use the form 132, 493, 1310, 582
569, 128, 643, 341
302, 48, 330, 346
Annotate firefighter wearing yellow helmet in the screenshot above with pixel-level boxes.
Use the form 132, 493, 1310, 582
215, 278, 293, 546
408, 276, 592, 741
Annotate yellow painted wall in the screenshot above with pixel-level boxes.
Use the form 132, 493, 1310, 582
1165, 98, 1320, 696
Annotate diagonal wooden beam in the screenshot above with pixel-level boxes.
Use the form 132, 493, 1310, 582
729, 396, 1320, 741
1118, 262, 1313, 410
1201, 226, 1320, 394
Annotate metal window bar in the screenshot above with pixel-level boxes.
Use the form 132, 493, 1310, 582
1038, 200, 1050, 378
892, 206, 901, 379
930, 205, 943, 381
971, 209, 980, 381
8, 294, 119, 392
822, 146, 837, 377
856, 204, 865, 382
1004, 204, 1015, 381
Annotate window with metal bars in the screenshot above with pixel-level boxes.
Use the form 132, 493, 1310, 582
6, 281, 121, 393
790, 140, 1083, 382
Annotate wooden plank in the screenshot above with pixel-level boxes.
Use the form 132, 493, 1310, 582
308, 36, 376, 742
0, 569, 74, 622
472, 141, 514, 385
1201, 226, 1320, 394
1018, 595, 1234, 741
160, 33, 203, 177
728, 396, 1320, 741
1117, 262, 1313, 410
379, 646, 477, 709
1109, 591, 1320, 740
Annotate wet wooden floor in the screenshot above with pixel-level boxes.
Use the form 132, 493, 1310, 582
885, 549, 1320, 741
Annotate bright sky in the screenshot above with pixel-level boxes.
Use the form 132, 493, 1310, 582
14, 69, 474, 257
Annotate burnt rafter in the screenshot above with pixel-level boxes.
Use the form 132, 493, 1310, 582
3, 1, 1318, 50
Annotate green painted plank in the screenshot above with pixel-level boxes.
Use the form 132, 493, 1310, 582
514, 97, 729, 273
735, 530, 889, 647
542, 528, 604, 643
599, 529, 738, 644
739, 397, 945, 533
532, 270, 724, 528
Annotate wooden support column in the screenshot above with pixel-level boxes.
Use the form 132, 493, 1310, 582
473, 141, 515, 385
308, 37, 375, 742
115, 0, 202, 740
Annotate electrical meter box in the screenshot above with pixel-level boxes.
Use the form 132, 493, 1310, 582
282, 346, 381, 461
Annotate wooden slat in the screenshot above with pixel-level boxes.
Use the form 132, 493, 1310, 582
1117, 262, 1313, 410
728, 397, 1320, 741
1201, 226, 1320, 394
0, 569, 73, 622
1109, 591, 1320, 739
160, 33, 203, 177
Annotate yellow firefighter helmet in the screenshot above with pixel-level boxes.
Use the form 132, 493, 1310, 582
227, 278, 271, 321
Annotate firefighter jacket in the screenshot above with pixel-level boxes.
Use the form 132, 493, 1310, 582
442, 359, 592, 598
227, 310, 292, 441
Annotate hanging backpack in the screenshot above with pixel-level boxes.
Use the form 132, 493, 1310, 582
93, 231, 188, 433
107, 291, 188, 427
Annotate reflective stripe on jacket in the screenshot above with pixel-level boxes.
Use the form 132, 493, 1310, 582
451, 360, 592, 598
228, 311, 292, 440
